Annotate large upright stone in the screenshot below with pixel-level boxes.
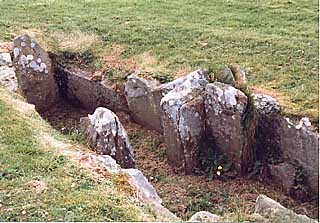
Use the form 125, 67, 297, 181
279, 117, 319, 195
204, 82, 248, 172
252, 93, 282, 163
54, 66, 127, 112
13, 34, 59, 111
80, 107, 134, 168
125, 72, 163, 132
160, 69, 208, 173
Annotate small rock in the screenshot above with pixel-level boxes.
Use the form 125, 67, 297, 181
0, 53, 12, 66
230, 64, 246, 84
255, 195, 286, 213
216, 67, 235, 85
80, 107, 134, 168
188, 211, 222, 222
255, 195, 318, 223
0, 66, 18, 92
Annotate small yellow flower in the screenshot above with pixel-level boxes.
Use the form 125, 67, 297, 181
217, 171, 221, 176
217, 165, 223, 170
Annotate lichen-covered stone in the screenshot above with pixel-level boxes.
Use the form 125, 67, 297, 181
160, 69, 208, 173
82, 154, 179, 221
279, 117, 319, 195
204, 82, 247, 171
54, 66, 127, 112
188, 211, 222, 222
216, 67, 235, 85
80, 107, 134, 168
13, 34, 59, 111
0, 66, 17, 92
230, 64, 246, 84
255, 195, 318, 223
0, 52, 12, 66
252, 93, 283, 164
125, 69, 209, 133
125, 72, 163, 132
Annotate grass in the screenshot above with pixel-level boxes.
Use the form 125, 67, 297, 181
0, 0, 318, 122
0, 87, 160, 222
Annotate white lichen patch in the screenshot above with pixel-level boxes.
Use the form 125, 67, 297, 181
26, 54, 34, 61
13, 48, 20, 58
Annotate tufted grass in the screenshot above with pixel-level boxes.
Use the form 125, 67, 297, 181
0, 87, 158, 222
0, 0, 318, 122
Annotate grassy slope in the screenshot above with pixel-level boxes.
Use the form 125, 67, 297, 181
0, 0, 318, 121
0, 87, 158, 222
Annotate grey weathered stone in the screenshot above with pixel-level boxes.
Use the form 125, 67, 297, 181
216, 67, 235, 85
0, 66, 17, 92
125, 73, 163, 132
252, 93, 283, 164
0, 52, 12, 66
269, 163, 296, 194
255, 195, 318, 223
230, 64, 246, 84
86, 154, 179, 221
13, 34, 59, 111
80, 107, 134, 168
204, 82, 247, 171
279, 117, 319, 195
54, 66, 127, 112
188, 211, 222, 222
160, 69, 208, 173
125, 69, 210, 133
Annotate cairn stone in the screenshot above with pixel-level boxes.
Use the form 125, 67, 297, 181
160, 69, 208, 173
188, 211, 222, 222
0, 52, 12, 66
204, 82, 247, 172
80, 107, 134, 168
0, 66, 17, 92
13, 34, 59, 111
54, 67, 127, 112
125, 72, 163, 132
255, 195, 318, 223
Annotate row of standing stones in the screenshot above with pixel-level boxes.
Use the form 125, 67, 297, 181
0, 34, 318, 221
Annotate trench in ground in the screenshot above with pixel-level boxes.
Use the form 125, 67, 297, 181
39, 98, 319, 221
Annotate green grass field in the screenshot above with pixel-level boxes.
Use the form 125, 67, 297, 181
0, 1, 318, 119
0, 88, 161, 221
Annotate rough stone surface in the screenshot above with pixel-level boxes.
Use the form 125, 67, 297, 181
86, 154, 179, 221
160, 69, 208, 173
188, 211, 222, 222
279, 117, 319, 195
125, 72, 163, 132
252, 93, 283, 164
204, 82, 248, 171
55, 66, 127, 112
80, 107, 134, 168
0, 66, 18, 92
269, 163, 296, 194
0, 52, 12, 66
216, 67, 235, 85
230, 64, 246, 84
13, 34, 59, 111
255, 195, 318, 223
